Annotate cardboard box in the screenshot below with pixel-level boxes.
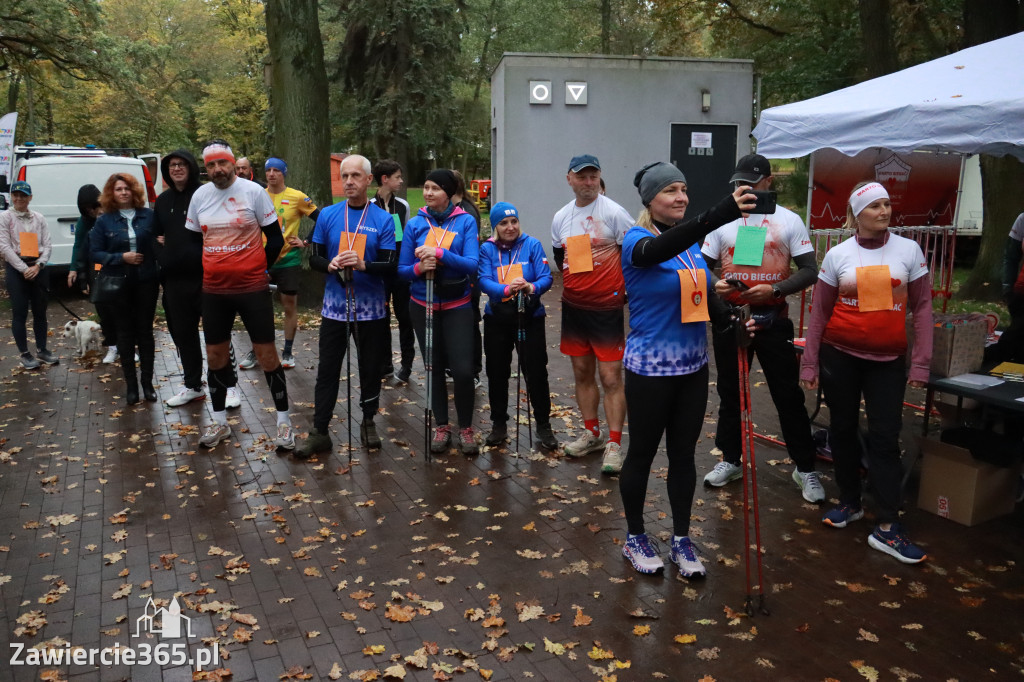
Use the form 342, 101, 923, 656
916, 437, 1018, 526
930, 315, 987, 377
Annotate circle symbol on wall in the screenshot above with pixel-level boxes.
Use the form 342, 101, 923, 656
529, 80, 552, 105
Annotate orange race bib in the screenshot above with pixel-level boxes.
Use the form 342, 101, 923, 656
565, 234, 593, 274
678, 269, 710, 323
855, 265, 894, 312
426, 227, 456, 250
94, 263, 103, 272
498, 263, 523, 285
19, 232, 39, 259
338, 232, 367, 260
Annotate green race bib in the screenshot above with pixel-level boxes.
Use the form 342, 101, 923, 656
732, 225, 767, 267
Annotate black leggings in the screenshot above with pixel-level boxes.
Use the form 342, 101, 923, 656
409, 303, 475, 428
4, 263, 49, 353
313, 316, 388, 430
619, 365, 709, 537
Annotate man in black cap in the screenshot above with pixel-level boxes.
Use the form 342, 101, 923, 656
550, 154, 634, 473
701, 153, 823, 503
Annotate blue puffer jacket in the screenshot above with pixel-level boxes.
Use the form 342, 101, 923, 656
89, 208, 159, 282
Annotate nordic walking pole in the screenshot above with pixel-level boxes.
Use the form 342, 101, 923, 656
342, 267, 354, 463
424, 271, 435, 462
736, 305, 768, 617
515, 293, 524, 455
517, 291, 532, 452
743, 345, 769, 616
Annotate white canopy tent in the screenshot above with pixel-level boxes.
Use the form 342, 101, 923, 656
752, 32, 1024, 161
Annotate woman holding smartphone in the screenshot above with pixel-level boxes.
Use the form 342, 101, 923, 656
617, 161, 755, 577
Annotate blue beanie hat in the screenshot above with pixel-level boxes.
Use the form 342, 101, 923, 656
489, 201, 518, 228
265, 157, 287, 175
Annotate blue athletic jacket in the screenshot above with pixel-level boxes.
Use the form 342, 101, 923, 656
477, 232, 552, 318
398, 205, 479, 307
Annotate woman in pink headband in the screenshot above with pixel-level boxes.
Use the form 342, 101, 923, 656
799, 181, 933, 564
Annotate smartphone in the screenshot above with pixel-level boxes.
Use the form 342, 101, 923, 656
724, 278, 749, 290
749, 190, 777, 214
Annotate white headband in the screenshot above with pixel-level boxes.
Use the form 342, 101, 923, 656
202, 143, 235, 164
849, 182, 889, 217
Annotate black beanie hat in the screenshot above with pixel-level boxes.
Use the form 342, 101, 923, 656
425, 169, 458, 198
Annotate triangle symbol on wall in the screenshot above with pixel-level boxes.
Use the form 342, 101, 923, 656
567, 84, 586, 101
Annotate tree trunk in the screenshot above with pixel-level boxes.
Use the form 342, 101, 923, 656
857, 0, 898, 77
6, 74, 20, 113
264, 0, 332, 210
601, 0, 611, 53
960, 0, 1024, 299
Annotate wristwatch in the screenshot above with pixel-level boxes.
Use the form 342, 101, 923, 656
772, 285, 783, 299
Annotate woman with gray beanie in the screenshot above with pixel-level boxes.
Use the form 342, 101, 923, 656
618, 162, 755, 579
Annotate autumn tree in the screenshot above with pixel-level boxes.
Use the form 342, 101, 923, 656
960, 0, 1024, 299
264, 0, 331, 208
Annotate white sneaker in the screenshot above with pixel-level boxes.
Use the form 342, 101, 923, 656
274, 422, 295, 450
793, 469, 825, 504
199, 423, 231, 448
103, 347, 119, 364
670, 536, 706, 578
703, 461, 742, 487
225, 387, 241, 409
238, 351, 257, 370
564, 431, 606, 458
165, 387, 205, 407
601, 442, 624, 474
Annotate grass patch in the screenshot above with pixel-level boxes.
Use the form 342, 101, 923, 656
941, 268, 1007, 326
332, 188, 425, 214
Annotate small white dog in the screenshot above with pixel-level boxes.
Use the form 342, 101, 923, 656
63, 319, 103, 358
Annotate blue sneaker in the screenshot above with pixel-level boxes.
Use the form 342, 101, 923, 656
622, 533, 665, 574
670, 536, 706, 578
868, 523, 927, 564
822, 503, 864, 528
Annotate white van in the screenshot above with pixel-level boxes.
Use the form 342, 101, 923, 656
1, 151, 156, 269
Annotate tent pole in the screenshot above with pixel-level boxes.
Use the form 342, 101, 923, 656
952, 154, 967, 230
804, 152, 815, 232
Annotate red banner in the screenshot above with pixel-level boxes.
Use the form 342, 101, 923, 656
809, 148, 961, 230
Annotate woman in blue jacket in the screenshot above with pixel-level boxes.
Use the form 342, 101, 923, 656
477, 202, 557, 451
618, 162, 754, 578
90, 173, 159, 405
398, 170, 481, 455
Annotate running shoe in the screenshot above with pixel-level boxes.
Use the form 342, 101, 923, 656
622, 533, 665, 574
793, 469, 826, 503
485, 423, 507, 446
822, 503, 864, 528
281, 351, 296, 369
563, 431, 606, 458
36, 349, 59, 365
601, 442, 624, 474
295, 429, 332, 459
703, 461, 742, 487
199, 423, 231, 448
360, 420, 382, 449
19, 352, 41, 370
670, 536, 706, 578
431, 425, 452, 454
274, 422, 295, 450
536, 424, 558, 451
868, 523, 927, 564
238, 351, 257, 370
102, 346, 119, 364
459, 426, 479, 456
396, 365, 412, 383
165, 387, 205, 407
225, 387, 241, 409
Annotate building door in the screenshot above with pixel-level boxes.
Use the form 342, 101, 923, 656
669, 124, 738, 217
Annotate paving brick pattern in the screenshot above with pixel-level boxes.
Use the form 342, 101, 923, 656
1, 285, 1022, 681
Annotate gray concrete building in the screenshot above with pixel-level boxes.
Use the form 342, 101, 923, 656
490, 53, 755, 261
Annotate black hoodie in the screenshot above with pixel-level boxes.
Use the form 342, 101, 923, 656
154, 149, 204, 279
71, 184, 101, 275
